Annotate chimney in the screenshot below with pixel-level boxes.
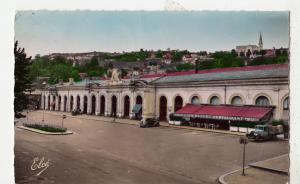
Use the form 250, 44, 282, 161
59, 79, 64, 85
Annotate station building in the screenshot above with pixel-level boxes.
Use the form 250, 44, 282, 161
41, 64, 289, 131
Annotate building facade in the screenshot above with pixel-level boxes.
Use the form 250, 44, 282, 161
41, 64, 289, 125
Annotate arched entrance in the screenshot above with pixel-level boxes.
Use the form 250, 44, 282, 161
100, 95, 105, 116
63, 96, 67, 111
76, 96, 80, 110
159, 96, 167, 121
52, 96, 56, 110
47, 96, 50, 110
123, 95, 130, 118
111, 95, 117, 117
83, 96, 88, 114
70, 96, 74, 111
135, 95, 143, 120
58, 96, 61, 111
174, 96, 183, 112
91, 95, 96, 115
43, 95, 46, 110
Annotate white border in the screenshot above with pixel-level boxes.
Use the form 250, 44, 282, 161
0, 0, 299, 184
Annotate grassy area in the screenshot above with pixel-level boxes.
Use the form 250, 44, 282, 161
23, 123, 66, 133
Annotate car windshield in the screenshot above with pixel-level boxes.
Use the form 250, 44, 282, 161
256, 126, 264, 131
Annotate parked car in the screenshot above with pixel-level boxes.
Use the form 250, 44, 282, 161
139, 118, 159, 128
71, 108, 82, 116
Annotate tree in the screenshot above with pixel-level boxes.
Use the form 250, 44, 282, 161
14, 41, 31, 118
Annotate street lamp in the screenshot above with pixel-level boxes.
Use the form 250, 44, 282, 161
42, 81, 47, 125
239, 135, 249, 176
61, 114, 66, 130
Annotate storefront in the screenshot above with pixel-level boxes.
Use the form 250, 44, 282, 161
170, 104, 274, 132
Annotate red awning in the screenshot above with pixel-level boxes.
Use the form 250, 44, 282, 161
174, 104, 273, 122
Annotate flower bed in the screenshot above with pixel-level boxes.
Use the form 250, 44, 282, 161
23, 123, 66, 133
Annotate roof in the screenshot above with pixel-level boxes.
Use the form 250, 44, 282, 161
153, 64, 288, 84
174, 104, 273, 122
55, 64, 288, 88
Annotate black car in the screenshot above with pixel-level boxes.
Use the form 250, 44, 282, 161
139, 118, 160, 128
71, 108, 82, 116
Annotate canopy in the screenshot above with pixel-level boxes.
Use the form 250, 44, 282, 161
174, 104, 273, 122
132, 104, 142, 113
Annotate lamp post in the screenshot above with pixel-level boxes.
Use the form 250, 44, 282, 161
42, 81, 47, 125
239, 135, 248, 176
61, 114, 66, 130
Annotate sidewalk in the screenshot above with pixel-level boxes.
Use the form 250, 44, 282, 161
219, 154, 289, 184
34, 110, 245, 136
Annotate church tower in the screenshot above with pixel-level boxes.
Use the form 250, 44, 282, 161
258, 32, 263, 51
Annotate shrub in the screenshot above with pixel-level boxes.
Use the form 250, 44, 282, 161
23, 123, 66, 133
272, 120, 284, 126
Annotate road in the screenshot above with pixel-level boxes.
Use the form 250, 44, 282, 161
15, 111, 288, 184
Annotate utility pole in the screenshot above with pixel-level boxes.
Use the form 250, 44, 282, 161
239, 135, 248, 176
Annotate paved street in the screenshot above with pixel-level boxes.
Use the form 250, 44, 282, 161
15, 111, 288, 184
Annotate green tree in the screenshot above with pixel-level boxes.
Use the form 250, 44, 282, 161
176, 63, 194, 71
14, 41, 31, 118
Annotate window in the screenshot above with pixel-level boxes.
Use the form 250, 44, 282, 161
210, 96, 220, 105
255, 96, 270, 106
191, 96, 200, 104
283, 97, 289, 110
231, 96, 243, 105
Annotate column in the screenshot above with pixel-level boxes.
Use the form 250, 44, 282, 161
143, 89, 155, 120
73, 95, 78, 111
117, 93, 122, 117
50, 95, 54, 110
129, 93, 135, 119
55, 96, 59, 111
104, 93, 110, 116
87, 94, 92, 114
95, 93, 100, 116
40, 93, 44, 109
80, 95, 84, 112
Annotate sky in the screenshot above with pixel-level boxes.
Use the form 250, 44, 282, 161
15, 11, 289, 57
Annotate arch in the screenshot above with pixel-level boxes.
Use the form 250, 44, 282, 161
190, 95, 201, 105
136, 95, 143, 104
123, 95, 130, 118
70, 95, 74, 111
43, 95, 46, 110
83, 96, 88, 114
63, 96, 67, 111
52, 96, 56, 110
174, 95, 183, 112
91, 95, 96, 115
100, 95, 105, 116
111, 95, 117, 117
253, 93, 273, 105
230, 95, 244, 105
76, 95, 80, 110
58, 96, 61, 111
283, 96, 289, 110
255, 96, 270, 106
207, 94, 222, 104
135, 95, 143, 120
209, 96, 221, 105
159, 96, 168, 121
47, 95, 50, 110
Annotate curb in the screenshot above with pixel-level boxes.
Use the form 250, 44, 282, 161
17, 125, 73, 135
248, 154, 289, 175
218, 167, 250, 184
218, 154, 288, 184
